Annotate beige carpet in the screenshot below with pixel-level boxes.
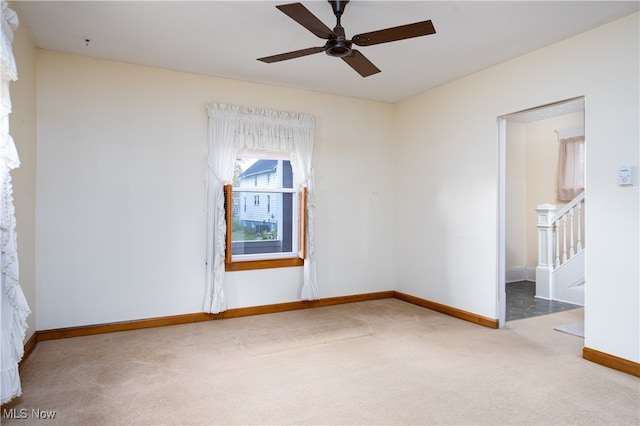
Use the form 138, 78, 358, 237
2, 299, 639, 425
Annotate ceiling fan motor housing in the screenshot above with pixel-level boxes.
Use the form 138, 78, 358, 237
325, 22, 352, 57
325, 38, 352, 57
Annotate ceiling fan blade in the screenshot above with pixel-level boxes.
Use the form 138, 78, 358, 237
258, 47, 326, 63
352, 20, 436, 46
341, 50, 381, 77
276, 3, 337, 39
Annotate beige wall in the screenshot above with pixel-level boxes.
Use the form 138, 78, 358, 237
35, 51, 396, 329
9, 4, 37, 341
396, 13, 638, 362
505, 122, 526, 269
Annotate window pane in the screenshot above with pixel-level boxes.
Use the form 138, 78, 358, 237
232, 158, 295, 258
235, 158, 293, 189
231, 191, 294, 256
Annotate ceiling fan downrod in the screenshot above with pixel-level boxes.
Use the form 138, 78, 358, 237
329, 0, 348, 23
326, 0, 351, 58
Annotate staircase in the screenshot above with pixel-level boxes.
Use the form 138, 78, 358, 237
535, 192, 585, 306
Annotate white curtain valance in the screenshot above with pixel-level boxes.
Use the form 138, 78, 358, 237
207, 103, 314, 126
203, 103, 318, 314
205, 103, 314, 159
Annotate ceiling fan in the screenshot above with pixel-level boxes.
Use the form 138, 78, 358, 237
257, 0, 436, 77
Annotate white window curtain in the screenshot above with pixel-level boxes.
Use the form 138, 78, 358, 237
557, 135, 585, 201
203, 103, 318, 314
1, 0, 31, 405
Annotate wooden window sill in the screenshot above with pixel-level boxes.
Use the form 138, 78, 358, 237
225, 257, 304, 272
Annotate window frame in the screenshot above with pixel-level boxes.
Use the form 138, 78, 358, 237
224, 184, 307, 271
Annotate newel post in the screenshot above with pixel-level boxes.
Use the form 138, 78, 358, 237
535, 204, 557, 300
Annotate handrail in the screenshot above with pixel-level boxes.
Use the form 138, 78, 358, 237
552, 191, 585, 223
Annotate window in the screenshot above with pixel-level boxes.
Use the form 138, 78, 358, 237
204, 102, 318, 313
224, 157, 307, 271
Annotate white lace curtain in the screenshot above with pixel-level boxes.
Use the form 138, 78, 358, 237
1, 0, 31, 405
203, 103, 318, 314
557, 136, 585, 201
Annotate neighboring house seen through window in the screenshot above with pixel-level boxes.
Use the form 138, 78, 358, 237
224, 157, 306, 271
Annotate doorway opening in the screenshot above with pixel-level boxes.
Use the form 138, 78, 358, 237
498, 97, 585, 328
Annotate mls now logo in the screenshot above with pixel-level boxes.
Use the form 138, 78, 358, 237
3, 408, 28, 419
3, 408, 57, 419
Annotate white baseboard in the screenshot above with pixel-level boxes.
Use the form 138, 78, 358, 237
506, 266, 536, 283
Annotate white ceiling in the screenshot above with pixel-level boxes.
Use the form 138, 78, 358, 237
14, 1, 640, 103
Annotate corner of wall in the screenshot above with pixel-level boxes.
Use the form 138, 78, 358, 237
9, 2, 39, 340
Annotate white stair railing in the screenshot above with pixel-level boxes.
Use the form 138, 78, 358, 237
553, 191, 585, 267
535, 192, 585, 302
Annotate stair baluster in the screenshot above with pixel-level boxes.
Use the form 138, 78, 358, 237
561, 214, 568, 263
576, 201, 583, 252
569, 207, 575, 257
555, 221, 560, 268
